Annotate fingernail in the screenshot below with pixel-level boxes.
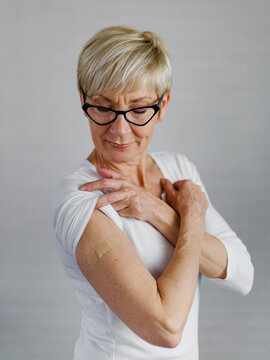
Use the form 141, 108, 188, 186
80, 185, 87, 191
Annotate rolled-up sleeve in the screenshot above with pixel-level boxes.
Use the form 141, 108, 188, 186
52, 177, 100, 256
186, 157, 254, 295
204, 204, 254, 295
51, 175, 123, 257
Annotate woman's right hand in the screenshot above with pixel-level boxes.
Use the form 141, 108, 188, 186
79, 168, 163, 223
161, 178, 209, 226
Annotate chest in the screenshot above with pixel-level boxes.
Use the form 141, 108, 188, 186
145, 166, 164, 199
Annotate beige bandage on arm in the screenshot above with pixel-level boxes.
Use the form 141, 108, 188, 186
86, 236, 120, 266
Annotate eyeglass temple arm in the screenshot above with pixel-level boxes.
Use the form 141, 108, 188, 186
158, 94, 164, 106
82, 91, 86, 104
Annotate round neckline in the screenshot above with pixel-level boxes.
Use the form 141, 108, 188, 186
82, 152, 167, 180
81, 152, 167, 200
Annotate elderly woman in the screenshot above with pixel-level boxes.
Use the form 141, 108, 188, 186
52, 26, 254, 359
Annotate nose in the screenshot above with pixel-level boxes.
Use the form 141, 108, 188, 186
109, 114, 132, 136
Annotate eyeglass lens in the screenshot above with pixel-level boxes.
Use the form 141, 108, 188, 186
86, 107, 155, 125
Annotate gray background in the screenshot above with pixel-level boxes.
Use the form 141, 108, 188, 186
1, 0, 269, 359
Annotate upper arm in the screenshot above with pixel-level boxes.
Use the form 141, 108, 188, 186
75, 209, 173, 347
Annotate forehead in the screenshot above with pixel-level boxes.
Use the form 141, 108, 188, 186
94, 82, 158, 103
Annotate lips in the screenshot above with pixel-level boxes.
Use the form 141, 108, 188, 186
107, 140, 134, 148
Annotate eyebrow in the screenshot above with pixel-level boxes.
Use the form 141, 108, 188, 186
94, 95, 155, 104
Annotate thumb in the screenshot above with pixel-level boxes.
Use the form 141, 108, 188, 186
96, 168, 121, 179
161, 178, 175, 195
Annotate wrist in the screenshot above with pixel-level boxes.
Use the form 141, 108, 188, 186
180, 213, 206, 228
179, 215, 205, 239
149, 198, 180, 245
149, 197, 167, 223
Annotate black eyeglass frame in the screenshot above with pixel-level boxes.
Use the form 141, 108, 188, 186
82, 92, 164, 126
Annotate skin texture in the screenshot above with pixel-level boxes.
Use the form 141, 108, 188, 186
80, 84, 170, 189
76, 85, 228, 347
86, 236, 121, 265
80, 168, 228, 279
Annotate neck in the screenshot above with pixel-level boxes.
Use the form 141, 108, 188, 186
88, 149, 151, 188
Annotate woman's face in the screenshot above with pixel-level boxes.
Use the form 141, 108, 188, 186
81, 84, 170, 165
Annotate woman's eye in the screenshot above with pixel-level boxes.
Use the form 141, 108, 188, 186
133, 109, 147, 114
97, 107, 110, 113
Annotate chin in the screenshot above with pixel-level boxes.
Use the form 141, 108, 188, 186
107, 150, 135, 164
101, 140, 140, 164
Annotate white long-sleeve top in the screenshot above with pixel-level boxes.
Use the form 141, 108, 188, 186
51, 151, 254, 360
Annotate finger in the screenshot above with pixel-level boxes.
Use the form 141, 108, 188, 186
117, 208, 133, 218
95, 189, 131, 208
96, 167, 122, 179
160, 178, 176, 195
111, 199, 129, 211
79, 178, 122, 192
160, 179, 178, 206
173, 179, 192, 191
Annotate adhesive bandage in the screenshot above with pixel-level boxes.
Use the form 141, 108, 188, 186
86, 236, 120, 266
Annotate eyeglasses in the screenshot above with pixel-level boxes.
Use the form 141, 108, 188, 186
82, 92, 164, 126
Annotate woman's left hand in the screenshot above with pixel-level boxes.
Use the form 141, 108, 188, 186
79, 168, 162, 222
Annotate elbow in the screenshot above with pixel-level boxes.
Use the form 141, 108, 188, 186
138, 306, 183, 348
240, 263, 254, 296
164, 333, 182, 348
147, 294, 184, 348
238, 283, 253, 296
157, 319, 183, 348
140, 315, 183, 348
235, 260, 254, 296
141, 325, 182, 349
156, 330, 182, 349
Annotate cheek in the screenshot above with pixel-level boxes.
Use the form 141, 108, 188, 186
89, 124, 106, 143
136, 124, 156, 142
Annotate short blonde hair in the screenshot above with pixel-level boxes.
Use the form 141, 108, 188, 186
77, 26, 172, 97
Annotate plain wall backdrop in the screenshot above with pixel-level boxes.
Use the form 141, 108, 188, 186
1, 0, 269, 359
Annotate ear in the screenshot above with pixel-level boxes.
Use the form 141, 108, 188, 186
158, 92, 170, 122
79, 92, 84, 106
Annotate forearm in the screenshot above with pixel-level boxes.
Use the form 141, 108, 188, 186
151, 199, 180, 243
200, 233, 227, 279
150, 200, 228, 279
157, 218, 202, 336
